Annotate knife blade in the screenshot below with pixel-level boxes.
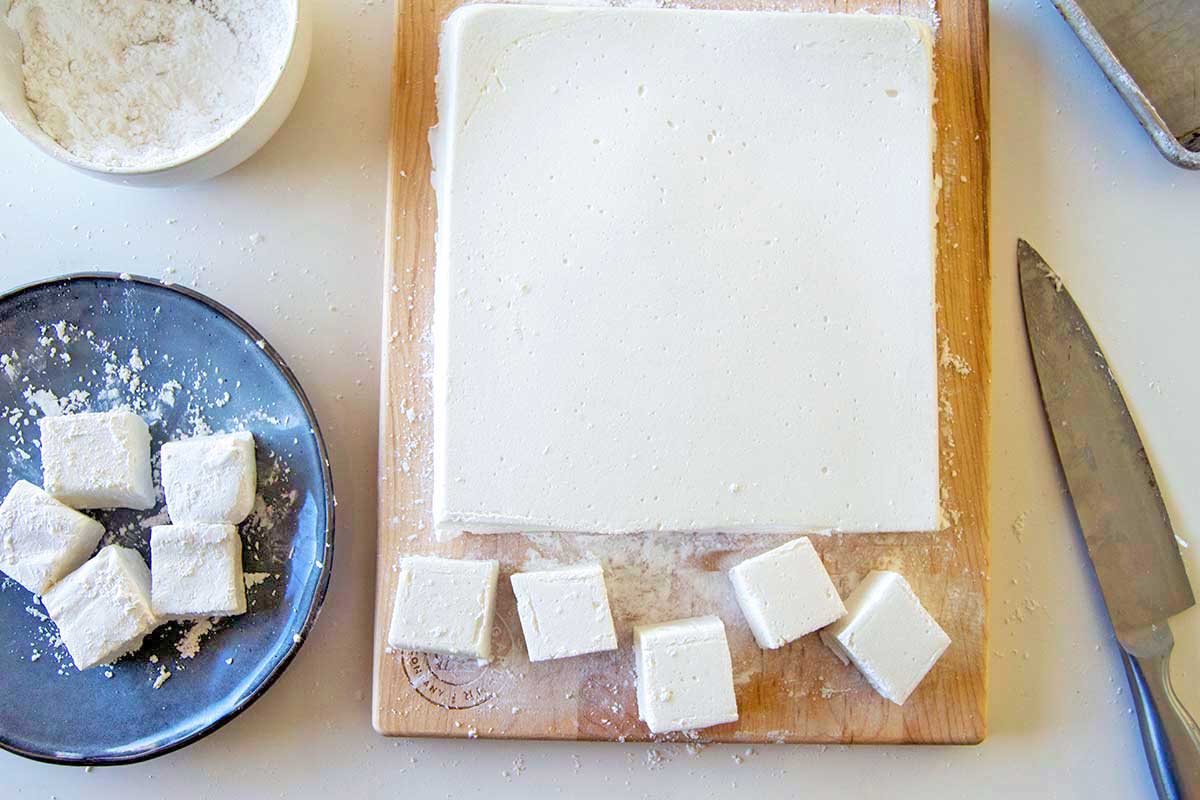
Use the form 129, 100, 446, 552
1018, 239, 1193, 635
1019, 238, 1200, 800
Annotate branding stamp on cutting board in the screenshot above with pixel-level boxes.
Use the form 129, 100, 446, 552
401, 617, 513, 710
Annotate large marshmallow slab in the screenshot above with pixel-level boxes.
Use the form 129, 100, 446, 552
42, 545, 158, 670
820, 570, 950, 705
151, 524, 246, 619
511, 563, 617, 662
39, 410, 155, 509
161, 431, 257, 524
729, 537, 846, 649
433, 6, 938, 536
634, 615, 739, 734
0, 480, 104, 595
388, 556, 499, 660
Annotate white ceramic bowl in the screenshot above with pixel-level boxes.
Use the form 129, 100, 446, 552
0, 0, 311, 187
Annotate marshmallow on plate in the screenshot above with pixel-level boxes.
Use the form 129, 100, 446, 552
161, 431, 256, 524
42, 545, 158, 670
150, 523, 247, 619
0, 479, 104, 595
39, 410, 155, 509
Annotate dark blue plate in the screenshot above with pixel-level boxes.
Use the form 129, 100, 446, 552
0, 274, 334, 766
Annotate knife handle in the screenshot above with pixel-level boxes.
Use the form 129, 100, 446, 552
1121, 625, 1200, 800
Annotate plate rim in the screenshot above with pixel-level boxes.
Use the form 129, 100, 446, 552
0, 271, 336, 767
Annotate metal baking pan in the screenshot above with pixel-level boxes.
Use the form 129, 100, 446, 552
1054, 0, 1200, 169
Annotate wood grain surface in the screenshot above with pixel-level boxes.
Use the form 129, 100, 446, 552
373, 0, 990, 743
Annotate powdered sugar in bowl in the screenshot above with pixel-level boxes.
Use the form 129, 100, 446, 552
0, 0, 311, 187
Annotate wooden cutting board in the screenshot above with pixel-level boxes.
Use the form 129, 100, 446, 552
373, 0, 990, 744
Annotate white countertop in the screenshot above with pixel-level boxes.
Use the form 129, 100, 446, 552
3, 0, 1198, 796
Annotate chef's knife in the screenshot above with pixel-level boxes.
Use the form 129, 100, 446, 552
1019, 239, 1200, 800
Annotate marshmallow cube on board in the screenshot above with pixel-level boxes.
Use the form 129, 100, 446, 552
42, 545, 158, 670
39, 410, 156, 509
729, 537, 846, 649
0, 480, 104, 595
432, 6, 939, 537
634, 615, 739, 734
820, 570, 950, 705
161, 431, 257, 525
510, 563, 618, 662
150, 524, 247, 619
387, 556, 499, 660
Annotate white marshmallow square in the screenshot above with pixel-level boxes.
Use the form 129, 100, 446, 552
820, 570, 950, 705
42, 545, 158, 670
511, 563, 617, 661
433, 7, 938, 536
161, 431, 257, 524
39, 410, 155, 509
729, 537, 846, 649
150, 523, 246, 619
388, 556, 499, 660
634, 615, 739, 734
0, 480, 104, 595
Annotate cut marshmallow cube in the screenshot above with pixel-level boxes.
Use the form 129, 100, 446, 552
729, 537, 846, 649
388, 556, 499, 660
42, 545, 158, 670
151, 524, 246, 619
511, 563, 617, 662
0, 480, 104, 595
161, 431, 257, 524
634, 615, 739, 734
820, 570, 950, 705
39, 410, 155, 509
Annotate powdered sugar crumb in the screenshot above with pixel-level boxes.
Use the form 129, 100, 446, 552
243, 571, 274, 589
939, 334, 972, 376
1011, 512, 1027, 542
176, 618, 215, 660
153, 664, 172, 689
